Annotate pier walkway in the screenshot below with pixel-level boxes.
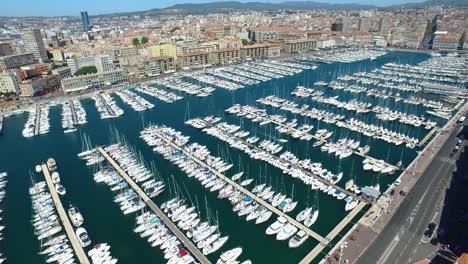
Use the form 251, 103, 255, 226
299, 202, 366, 264
417, 126, 438, 147
69, 100, 78, 125
236, 107, 400, 172
196, 119, 368, 204
34, 106, 40, 136
148, 130, 330, 245
96, 147, 212, 264
97, 95, 116, 117
41, 164, 90, 264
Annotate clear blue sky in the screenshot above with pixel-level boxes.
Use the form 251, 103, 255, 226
1, 0, 424, 17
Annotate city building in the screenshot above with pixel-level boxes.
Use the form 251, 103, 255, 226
81, 11, 92, 32
67, 55, 114, 75
240, 43, 280, 60
281, 39, 317, 54
19, 74, 61, 97
137, 56, 176, 77
0, 71, 21, 94
52, 67, 72, 79
61, 69, 129, 93
358, 18, 371, 32
331, 23, 343, 32
20, 28, 48, 63
200, 25, 231, 36
209, 48, 240, 65
0, 43, 14, 56
51, 49, 65, 62
148, 44, 177, 59
19, 64, 49, 80
432, 35, 460, 50
0, 53, 36, 71
249, 29, 278, 42
177, 51, 210, 69
106, 46, 138, 62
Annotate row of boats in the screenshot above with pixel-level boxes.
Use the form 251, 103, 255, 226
185, 117, 362, 209
92, 93, 124, 119
292, 86, 437, 129
0, 172, 7, 263
22, 106, 50, 138
304, 49, 386, 64
140, 124, 320, 249
149, 77, 215, 98
135, 85, 184, 102
114, 89, 154, 112
256, 95, 420, 149
61, 100, 87, 134
188, 60, 314, 91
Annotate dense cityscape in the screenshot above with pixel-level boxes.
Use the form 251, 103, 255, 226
0, 1, 467, 264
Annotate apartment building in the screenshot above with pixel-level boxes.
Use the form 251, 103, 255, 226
0, 53, 36, 71
177, 51, 210, 69
209, 48, 240, 65
61, 69, 129, 93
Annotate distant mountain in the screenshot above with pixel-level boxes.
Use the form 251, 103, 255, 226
102, 1, 376, 17
99, 0, 468, 17
394, 0, 468, 8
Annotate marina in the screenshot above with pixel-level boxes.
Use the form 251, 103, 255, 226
0, 51, 466, 264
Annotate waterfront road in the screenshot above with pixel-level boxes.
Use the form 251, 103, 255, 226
357, 122, 464, 264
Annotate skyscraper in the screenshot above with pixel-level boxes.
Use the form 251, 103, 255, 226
20, 28, 48, 63
81, 11, 91, 32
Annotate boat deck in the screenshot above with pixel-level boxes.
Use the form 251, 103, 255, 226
197, 118, 369, 204
41, 164, 90, 264
299, 202, 366, 264
148, 130, 330, 245
34, 107, 40, 136
96, 147, 212, 264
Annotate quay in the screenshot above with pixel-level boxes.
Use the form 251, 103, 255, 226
196, 118, 369, 204
96, 147, 212, 264
34, 106, 40, 136
299, 202, 366, 264
148, 130, 330, 245
237, 106, 400, 172
41, 163, 90, 264
417, 126, 438, 147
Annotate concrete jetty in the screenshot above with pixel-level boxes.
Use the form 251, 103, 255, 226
41, 164, 90, 264
34, 106, 40, 136
148, 130, 330, 245
97, 147, 212, 264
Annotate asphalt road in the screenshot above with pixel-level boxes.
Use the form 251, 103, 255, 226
357, 123, 463, 264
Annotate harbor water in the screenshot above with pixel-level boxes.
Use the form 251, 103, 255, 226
0, 51, 442, 264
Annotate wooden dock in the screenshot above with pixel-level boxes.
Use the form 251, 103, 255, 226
299, 202, 366, 264
417, 127, 438, 147
34, 107, 40, 136
97, 147, 212, 264
149, 130, 330, 245
69, 100, 78, 125
41, 164, 90, 264
197, 119, 369, 204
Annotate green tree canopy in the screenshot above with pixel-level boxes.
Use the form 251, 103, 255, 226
170, 26, 180, 33
132, 37, 140, 46
74, 66, 97, 76
141, 37, 149, 44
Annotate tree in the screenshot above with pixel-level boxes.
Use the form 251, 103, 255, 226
170, 26, 180, 33
132, 38, 140, 47
74, 66, 97, 76
141, 37, 149, 45
242, 39, 253, 46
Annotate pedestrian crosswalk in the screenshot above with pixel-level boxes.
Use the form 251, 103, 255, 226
437, 156, 456, 165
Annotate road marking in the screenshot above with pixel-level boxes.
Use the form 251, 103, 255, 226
379, 234, 400, 263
